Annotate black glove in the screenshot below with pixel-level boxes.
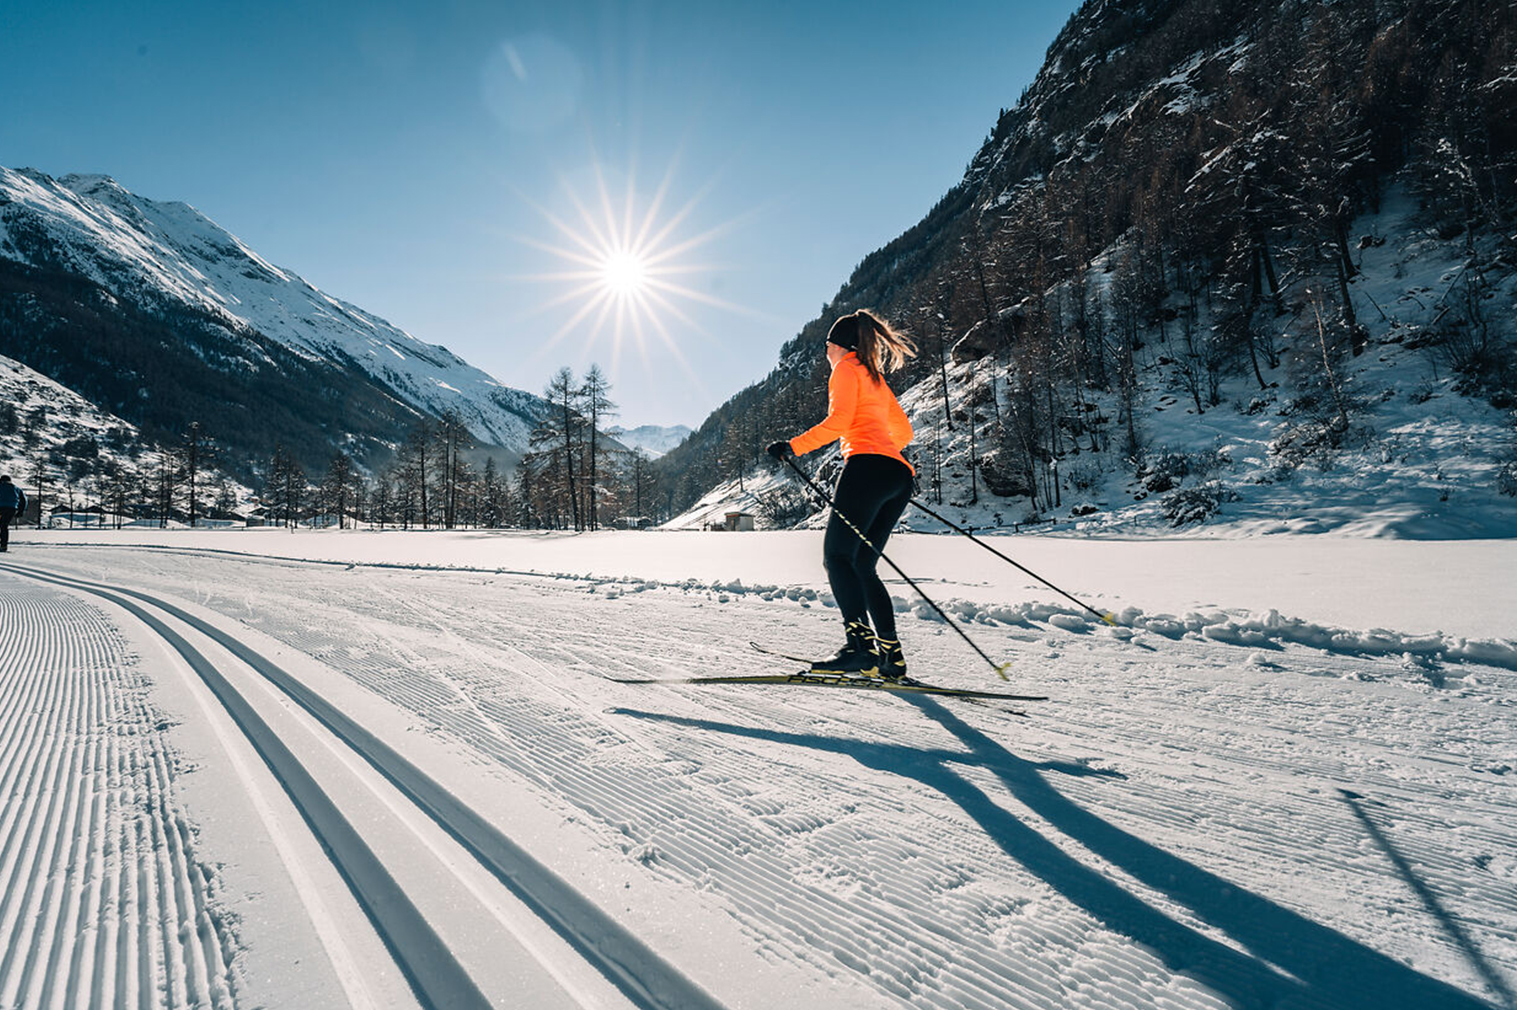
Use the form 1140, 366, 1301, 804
766, 440, 795, 462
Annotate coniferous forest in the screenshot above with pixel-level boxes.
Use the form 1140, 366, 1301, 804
0, 360, 667, 530
655, 0, 1516, 520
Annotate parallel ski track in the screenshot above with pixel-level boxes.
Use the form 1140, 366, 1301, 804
26, 550, 1517, 1010
0, 580, 235, 1010
91, 569, 1280, 1007
3, 562, 723, 1010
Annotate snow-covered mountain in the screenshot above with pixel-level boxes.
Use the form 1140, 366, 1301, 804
606, 424, 691, 458
659, 0, 1517, 537
0, 166, 549, 472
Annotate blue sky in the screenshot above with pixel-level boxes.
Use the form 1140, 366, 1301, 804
1, 0, 1080, 427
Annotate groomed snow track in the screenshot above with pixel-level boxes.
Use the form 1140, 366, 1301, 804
0, 562, 724, 1010
0, 581, 236, 1010
7, 541, 1514, 1010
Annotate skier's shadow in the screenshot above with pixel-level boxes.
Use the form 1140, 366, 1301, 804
613, 700, 1492, 1010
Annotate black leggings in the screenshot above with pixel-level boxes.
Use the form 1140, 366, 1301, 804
823, 454, 913, 640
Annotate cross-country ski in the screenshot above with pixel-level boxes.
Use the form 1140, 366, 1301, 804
610, 670, 1049, 703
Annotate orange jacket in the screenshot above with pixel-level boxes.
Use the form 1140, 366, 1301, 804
789, 352, 914, 472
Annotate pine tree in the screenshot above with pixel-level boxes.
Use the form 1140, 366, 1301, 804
541, 368, 586, 529
322, 452, 355, 528
180, 421, 213, 527
433, 410, 470, 529
402, 419, 433, 528
28, 454, 50, 528
627, 449, 657, 523
580, 365, 616, 530
371, 471, 393, 530
153, 449, 180, 528
480, 457, 502, 528
266, 445, 306, 528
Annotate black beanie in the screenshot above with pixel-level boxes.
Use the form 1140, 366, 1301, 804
826, 313, 860, 351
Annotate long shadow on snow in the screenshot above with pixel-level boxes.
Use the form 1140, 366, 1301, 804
613, 701, 1491, 1010
1338, 790, 1515, 1009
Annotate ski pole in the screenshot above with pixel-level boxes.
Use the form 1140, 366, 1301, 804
907, 497, 1118, 626
781, 456, 1015, 681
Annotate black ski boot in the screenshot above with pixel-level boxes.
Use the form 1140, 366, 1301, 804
810, 620, 879, 676
875, 638, 907, 681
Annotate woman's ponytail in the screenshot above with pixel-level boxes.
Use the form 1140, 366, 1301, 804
854, 309, 917, 382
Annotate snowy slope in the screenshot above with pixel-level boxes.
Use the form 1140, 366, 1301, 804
660, 0, 1516, 538
2, 534, 1512, 1009
0, 353, 145, 477
668, 187, 1517, 539
0, 352, 250, 511
0, 166, 546, 449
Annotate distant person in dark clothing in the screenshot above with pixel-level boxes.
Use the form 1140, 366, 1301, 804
0, 475, 25, 552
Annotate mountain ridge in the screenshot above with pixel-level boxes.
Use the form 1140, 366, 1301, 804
606, 424, 692, 458
0, 165, 550, 476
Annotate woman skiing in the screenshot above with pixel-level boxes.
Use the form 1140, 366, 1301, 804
767, 309, 917, 680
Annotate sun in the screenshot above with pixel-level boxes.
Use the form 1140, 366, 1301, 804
601, 249, 647, 296
512, 157, 752, 378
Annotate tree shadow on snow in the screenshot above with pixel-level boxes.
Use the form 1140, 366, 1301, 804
613, 701, 1493, 1010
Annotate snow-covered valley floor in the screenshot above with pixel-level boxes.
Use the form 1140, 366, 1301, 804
1, 530, 1514, 1009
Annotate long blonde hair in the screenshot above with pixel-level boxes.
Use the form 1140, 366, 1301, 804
849, 309, 917, 382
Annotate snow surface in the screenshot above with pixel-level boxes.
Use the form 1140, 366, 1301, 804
0, 530, 1513, 1008
19, 527, 1517, 640
0, 167, 546, 450
0, 586, 241, 1009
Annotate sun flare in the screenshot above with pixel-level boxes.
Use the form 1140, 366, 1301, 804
513, 157, 752, 378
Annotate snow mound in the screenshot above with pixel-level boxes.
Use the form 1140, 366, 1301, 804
907, 596, 1517, 672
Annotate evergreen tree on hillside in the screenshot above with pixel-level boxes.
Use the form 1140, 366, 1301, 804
153, 449, 180, 528
521, 368, 590, 530
654, 0, 1517, 518
399, 419, 432, 528
433, 411, 471, 530
28, 454, 50, 527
